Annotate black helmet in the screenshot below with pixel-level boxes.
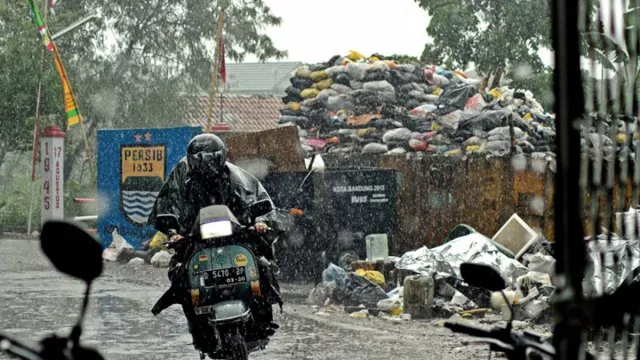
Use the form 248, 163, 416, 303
187, 134, 227, 178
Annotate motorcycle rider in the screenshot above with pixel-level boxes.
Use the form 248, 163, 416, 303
147, 133, 282, 347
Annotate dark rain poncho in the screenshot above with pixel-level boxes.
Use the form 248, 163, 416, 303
148, 158, 279, 235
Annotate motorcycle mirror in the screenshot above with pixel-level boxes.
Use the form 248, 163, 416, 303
250, 199, 274, 219
156, 214, 180, 235
460, 263, 507, 291
40, 221, 103, 284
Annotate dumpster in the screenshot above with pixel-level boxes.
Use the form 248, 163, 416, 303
262, 168, 400, 281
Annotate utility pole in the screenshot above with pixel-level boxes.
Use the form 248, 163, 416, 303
27, 0, 49, 235
206, 7, 226, 133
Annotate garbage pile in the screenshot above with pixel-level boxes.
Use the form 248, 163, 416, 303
306, 212, 636, 326
278, 51, 556, 158
102, 228, 172, 267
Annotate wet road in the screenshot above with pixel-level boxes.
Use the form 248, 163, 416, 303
0, 238, 481, 360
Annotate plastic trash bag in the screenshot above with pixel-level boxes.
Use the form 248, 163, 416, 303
150, 250, 172, 268
346, 50, 366, 62
409, 139, 430, 151
465, 93, 487, 111
322, 263, 349, 285
396, 64, 416, 73
355, 269, 386, 287
310, 71, 329, 82
488, 126, 524, 139
436, 84, 478, 114
317, 88, 338, 100
327, 95, 355, 112
301, 88, 319, 99
330, 83, 352, 94
295, 67, 311, 79
346, 63, 371, 81
291, 76, 313, 90
485, 140, 511, 153
307, 282, 337, 306
437, 110, 477, 130
332, 72, 351, 86
350, 80, 364, 89
387, 147, 407, 155
410, 104, 438, 117
333, 272, 389, 308
314, 78, 333, 90
286, 102, 301, 112
383, 128, 412, 143
363, 80, 395, 93
326, 65, 346, 77
103, 228, 134, 262
362, 143, 388, 154
463, 136, 484, 146
149, 231, 168, 250
377, 298, 403, 315
371, 61, 390, 72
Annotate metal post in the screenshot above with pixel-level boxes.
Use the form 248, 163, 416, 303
551, 0, 586, 358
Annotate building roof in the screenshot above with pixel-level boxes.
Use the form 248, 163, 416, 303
220, 62, 302, 95
183, 94, 282, 133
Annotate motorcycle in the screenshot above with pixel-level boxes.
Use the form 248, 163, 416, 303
444, 262, 599, 360
152, 199, 280, 360
0, 221, 105, 360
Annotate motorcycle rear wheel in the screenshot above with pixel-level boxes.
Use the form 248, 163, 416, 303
225, 333, 249, 360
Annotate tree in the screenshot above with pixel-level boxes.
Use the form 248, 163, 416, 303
415, 0, 552, 82
0, 2, 67, 170
1, 0, 287, 183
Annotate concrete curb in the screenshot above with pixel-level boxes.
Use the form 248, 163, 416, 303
0, 233, 38, 240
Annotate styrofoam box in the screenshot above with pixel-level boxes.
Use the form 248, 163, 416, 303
491, 213, 540, 259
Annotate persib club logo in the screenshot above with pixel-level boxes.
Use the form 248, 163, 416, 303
120, 135, 166, 226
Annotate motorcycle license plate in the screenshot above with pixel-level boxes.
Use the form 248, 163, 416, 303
202, 267, 247, 287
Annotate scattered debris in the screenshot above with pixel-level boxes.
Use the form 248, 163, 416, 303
150, 250, 172, 268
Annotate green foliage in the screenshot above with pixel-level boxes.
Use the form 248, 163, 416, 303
0, 173, 39, 233
0, 0, 287, 229
385, 54, 422, 64
506, 66, 554, 111
414, 0, 552, 73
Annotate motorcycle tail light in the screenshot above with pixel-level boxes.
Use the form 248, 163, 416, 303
191, 289, 200, 306
250, 281, 262, 297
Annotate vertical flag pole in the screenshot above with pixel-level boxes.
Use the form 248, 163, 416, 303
206, 7, 226, 133
27, 0, 49, 235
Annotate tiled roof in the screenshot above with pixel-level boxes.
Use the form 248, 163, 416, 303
221, 62, 302, 95
183, 94, 282, 133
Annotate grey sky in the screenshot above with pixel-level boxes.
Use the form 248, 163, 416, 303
242, 0, 432, 63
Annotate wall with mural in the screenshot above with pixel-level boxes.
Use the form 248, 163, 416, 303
97, 126, 202, 249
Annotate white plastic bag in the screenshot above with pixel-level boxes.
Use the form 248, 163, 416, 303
150, 250, 172, 268
103, 228, 133, 262
363, 80, 395, 93
383, 128, 412, 143
330, 83, 352, 94
362, 143, 388, 154
346, 63, 371, 81
307, 281, 337, 306
325, 65, 346, 77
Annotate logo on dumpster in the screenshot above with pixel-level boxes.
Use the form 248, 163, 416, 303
120, 144, 166, 226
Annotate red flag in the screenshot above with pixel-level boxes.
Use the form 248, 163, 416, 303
219, 38, 226, 83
